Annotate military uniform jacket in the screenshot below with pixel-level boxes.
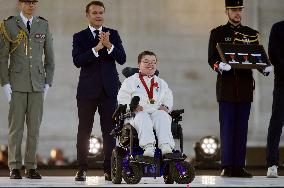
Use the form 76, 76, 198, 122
208, 22, 260, 102
0, 15, 55, 92
268, 21, 284, 87
117, 73, 173, 114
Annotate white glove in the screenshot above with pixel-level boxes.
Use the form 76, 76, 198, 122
219, 62, 231, 71
2, 84, 12, 102
264, 66, 273, 73
44, 84, 50, 101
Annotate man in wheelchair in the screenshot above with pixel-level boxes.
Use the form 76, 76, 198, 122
118, 51, 174, 158
110, 51, 195, 184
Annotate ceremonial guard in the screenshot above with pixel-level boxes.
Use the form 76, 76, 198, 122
208, 0, 272, 177
0, 0, 55, 179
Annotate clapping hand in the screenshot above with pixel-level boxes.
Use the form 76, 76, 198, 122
100, 31, 112, 49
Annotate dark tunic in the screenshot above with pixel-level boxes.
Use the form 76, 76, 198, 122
208, 22, 259, 102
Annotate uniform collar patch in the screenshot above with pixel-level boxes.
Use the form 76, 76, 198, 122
35, 34, 46, 39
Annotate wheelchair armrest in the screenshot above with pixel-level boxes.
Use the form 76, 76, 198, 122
112, 104, 127, 124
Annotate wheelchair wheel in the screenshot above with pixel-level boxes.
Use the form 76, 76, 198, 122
111, 147, 125, 184
122, 163, 142, 184
170, 161, 195, 184
163, 163, 174, 184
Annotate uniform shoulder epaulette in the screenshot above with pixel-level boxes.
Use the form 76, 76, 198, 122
244, 25, 259, 34
4, 16, 14, 21
215, 24, 224, 29
210, 25, 223, 33
38, 16, 48, 21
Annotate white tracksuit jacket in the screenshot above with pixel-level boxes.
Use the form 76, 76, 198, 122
117, 73, 175, 149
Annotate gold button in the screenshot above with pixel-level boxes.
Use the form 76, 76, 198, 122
30, 56, 32, 59
30, 47, 32, 50
30, 64, 32, 68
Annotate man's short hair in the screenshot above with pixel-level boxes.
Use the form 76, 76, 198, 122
86, 1, 105, 13
138, 51, 157, 64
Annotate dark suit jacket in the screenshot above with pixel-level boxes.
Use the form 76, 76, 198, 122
72, 27, 126, 99
268, 20, 284, 86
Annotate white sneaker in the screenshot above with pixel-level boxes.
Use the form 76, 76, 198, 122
143, 144, 155, 157
160, 144, 172, 155
267, 165, 278, 178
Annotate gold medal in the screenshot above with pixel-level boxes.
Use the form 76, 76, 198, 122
149, 99, 155, 104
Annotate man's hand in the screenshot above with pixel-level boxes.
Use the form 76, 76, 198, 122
263, 65, 273, 75
100, 31, 112, 50
94, 41, 104, 52
134, 105, 143, 112
44, 84, 50, 101
2, 84, 12, 102
159, 105, 169, 113
219, 62, 231, 71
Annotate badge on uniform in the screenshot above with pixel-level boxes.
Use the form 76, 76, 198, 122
225, 37, 232, 42
35, 34, 46, 39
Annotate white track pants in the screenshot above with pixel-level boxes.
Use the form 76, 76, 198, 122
130, 110, 175, 149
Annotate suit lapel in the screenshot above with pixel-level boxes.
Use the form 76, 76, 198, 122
15, 15, 29, 34
84, 28, 98, 47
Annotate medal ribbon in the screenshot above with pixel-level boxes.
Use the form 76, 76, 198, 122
139, 74, 157, 102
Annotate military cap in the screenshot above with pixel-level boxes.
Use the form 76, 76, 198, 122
19, 0, 39, 2
225, 0, 244, 9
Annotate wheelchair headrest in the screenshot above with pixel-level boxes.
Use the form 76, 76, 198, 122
122, 67, 159, 78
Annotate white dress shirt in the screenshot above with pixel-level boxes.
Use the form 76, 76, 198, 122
20, 11, 33, 28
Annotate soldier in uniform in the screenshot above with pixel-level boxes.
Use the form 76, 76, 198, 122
0, 0, 55, 179
208, 0, 272, 177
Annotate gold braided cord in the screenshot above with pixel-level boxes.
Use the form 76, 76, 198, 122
0, 21, 28, 54
234, 38, 259, 43
234, 31, 259, 38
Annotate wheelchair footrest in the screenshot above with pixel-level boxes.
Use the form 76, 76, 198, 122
162, 152, 187, 161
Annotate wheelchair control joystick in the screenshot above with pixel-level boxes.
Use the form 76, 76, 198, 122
129, 96, 140, 112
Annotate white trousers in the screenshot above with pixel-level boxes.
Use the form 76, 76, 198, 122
129, 110, 175, 149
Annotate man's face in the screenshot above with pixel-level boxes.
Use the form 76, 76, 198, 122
226, 8, 243, 24
138, 55, 157, 76
20, 1, 37, 16
86, 5, 105, 29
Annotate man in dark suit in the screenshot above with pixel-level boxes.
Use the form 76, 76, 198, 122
208, 0, 272, 178
266, 20, 284, 178
72, 1, 126, 181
